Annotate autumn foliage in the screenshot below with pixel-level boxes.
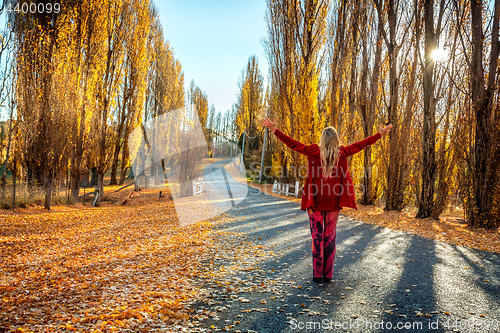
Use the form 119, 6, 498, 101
232, 0, 500, 229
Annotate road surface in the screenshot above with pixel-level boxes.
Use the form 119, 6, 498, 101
193, 159, 500, 333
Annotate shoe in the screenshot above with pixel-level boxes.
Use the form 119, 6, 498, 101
323, 278, 332, 283
313, 277, 322, 283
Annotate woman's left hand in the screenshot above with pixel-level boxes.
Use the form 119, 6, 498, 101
261, 117, 277, 132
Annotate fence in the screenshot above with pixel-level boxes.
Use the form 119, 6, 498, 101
273, 180, 301, 198
193, 177, 203, 196
0, 178, 74, 209
135, 175, 165, 188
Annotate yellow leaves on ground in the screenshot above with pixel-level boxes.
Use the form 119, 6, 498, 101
341, 206, 500, 253
0, 193, 225, 332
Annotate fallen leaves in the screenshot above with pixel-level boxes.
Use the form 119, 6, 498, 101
341, 206, 500, 253
241, 308, 269, 313
0, 193, 228, 332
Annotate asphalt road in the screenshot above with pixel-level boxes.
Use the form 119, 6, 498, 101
193, 159, 500, 333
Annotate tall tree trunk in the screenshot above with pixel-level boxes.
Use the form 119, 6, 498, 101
1, 119, 13, 200
396, 0, 422, 208
11, 162, 16, 210
1, 174, 5, 200
397, 47, 418, 208
95, 173, 104, 207
417, 0, 437, 218
70, 125, 84, 199
109, 135, 122, 185
347, 2, 359, 143
469, 0, 500, 228
361, 0, 381, 205
329, 0, 347, 128
70, 167, 81, 199
432, 94, 453, 218
384, 0, 401, 211
110, 75, 131, 185
119, 139, 130, 185
45, 179, 52, 210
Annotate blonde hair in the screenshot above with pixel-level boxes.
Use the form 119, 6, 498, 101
319, 127, 340, 178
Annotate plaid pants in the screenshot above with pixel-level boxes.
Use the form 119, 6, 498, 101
307, 208, 340, 279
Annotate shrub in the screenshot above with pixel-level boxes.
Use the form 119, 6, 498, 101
1, 201, 11, 209
16, 199, 27, 208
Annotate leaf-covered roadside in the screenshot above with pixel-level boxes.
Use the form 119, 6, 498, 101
0, 196, 236, 332
341, 206, 500, 253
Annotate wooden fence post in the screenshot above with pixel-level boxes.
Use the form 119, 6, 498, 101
91, 189, 100, 207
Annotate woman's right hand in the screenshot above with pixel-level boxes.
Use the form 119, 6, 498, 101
261, 117, 277, 132
378, 123, 393, 136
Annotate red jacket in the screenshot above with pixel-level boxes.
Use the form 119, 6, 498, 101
274, 129, 382, 211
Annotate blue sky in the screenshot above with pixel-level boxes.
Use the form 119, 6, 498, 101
155, 0, 269, 114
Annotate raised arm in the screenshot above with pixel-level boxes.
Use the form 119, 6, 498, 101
342, 124, 393, 157
261, 117, 316, 157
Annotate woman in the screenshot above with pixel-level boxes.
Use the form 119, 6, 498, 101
261, 118, 392, 283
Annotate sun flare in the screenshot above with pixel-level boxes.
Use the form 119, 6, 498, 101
432, 48, 448, 61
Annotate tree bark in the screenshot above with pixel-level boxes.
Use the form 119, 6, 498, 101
1, 118, 13, 200
347, 2, 359, 143
468, 0, 500, 228
11, 163, 16, 210
45, 179, 52, 210
95, 173, 104, 206
360, 0, 381, 205
329, 0, 348, 128
382, 0, 402, 211
416, 0, 437, 218
119, 139, 130, 185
